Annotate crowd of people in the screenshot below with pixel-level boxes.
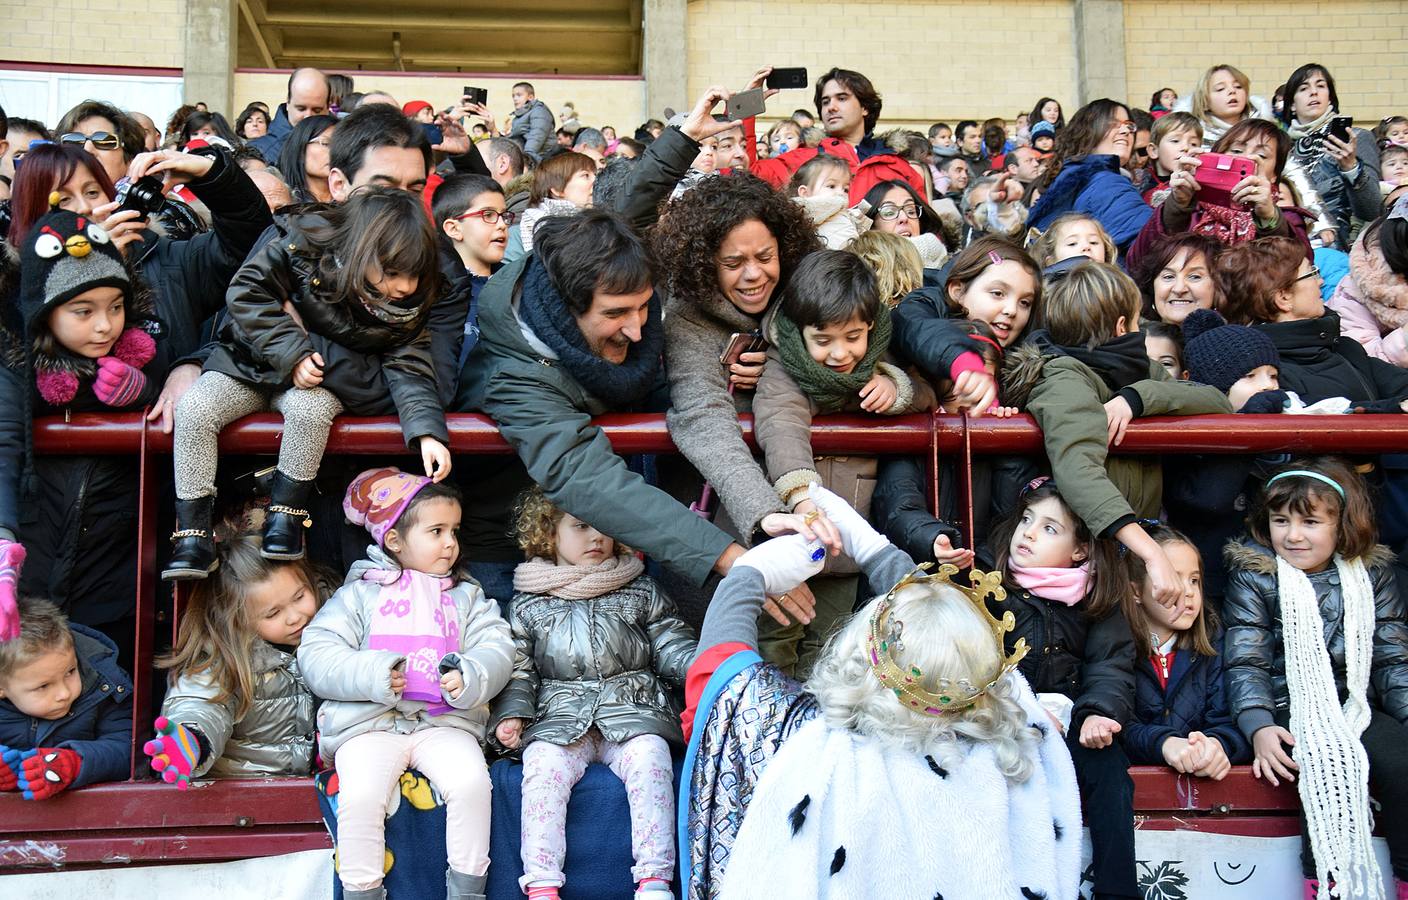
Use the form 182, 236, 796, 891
0, 57, 1407, 899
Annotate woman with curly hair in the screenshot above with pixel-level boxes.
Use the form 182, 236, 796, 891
652, 176, 839, 607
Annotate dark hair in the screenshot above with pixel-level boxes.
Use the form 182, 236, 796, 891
591, 156, 638, 210
1277, 63, 1341, 127
652, 174, 822, 306
6, 117, 51, 143
1362, 211, 1408, 279
615, 136, 646, 158
1375, 116, 1408, 147
303, 187, 438, 320
813, 67, 882, 135
326, 73, 354, 110
937, 155, 969, 176
390, 481, 463, 538
7, 143, 116, 245
1248, 457, 1376, 562
232, 144, 269, 168
955, 119, 979, 142
431, 173, 503, 230
1216, 236, 1306, 323
56, 100, 145, 162
328, 104, 431, 186
277, 114, 337, 200
928, 122, 951, 138
786, 153, 850, 197
982, 123, 1007, 158
1144, 319, 1183, 349
780, 249, 881, 329
485, 136, 527, 177
179, 111, 240, 149
0, 103, 7, 140
1130, 108, 1154, 134
513, 81, 535, 95
1130, 232, 1225, 321
1029, 98, 1065, 130
1122, 524, 1218, 658
942, 236, 1041, 320
529, 151, 595, 206
0, 597, 73, 681
991, 480, 1127, 621
235, 104, 270, 139
1149, 87, 1176, 111
1034, 99, 1129, 192
534, 208, 654, 316
862, 179, 939, 236
1211, 118, 1289, 178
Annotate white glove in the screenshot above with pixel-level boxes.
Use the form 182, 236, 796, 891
808, 483, 890, 567
733, 534, 826, 595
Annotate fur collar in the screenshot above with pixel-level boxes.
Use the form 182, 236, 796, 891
1347, 236, 1408, 330
1223, 539, 1395, 576
1000, 342, 1049, 409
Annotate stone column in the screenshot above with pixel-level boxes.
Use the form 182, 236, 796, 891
184, 0, 237, 114
1073, 0, 1128, 106
642, 0, 687, 123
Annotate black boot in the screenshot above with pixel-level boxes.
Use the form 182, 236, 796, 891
163, 497, 218, 581
261, 471, 315, 560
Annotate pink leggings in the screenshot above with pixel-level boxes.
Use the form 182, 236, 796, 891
334, 728, 492, 891
519, 730, 675, 890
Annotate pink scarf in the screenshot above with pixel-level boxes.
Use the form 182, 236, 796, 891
363, 567, 459, 715
512, 554, 645, 600
1009, 561, 1091, 606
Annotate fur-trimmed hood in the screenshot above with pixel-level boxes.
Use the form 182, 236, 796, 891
1000, 341, 1049, 409
1223, 538, 1395, 577
1346, 234, 1408, 331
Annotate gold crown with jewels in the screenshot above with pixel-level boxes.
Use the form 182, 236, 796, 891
866, 563, 1029, 716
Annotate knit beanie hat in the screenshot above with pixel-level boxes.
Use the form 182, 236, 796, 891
1181, 308, 1280, 392
402, 100, 433, 118
19, 202, 131, 336
1030, 121, 1057, 140
343, 466, 433, 547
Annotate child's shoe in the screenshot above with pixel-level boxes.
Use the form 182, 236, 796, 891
262, 471, 315, 559
446, 869, 487, 900
635, 878, 672, 898
163, 497, 218, 581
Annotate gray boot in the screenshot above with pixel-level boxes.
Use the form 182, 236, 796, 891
343, 888, 385, 900
446, 868, 487, 900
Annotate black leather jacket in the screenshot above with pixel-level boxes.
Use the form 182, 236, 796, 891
1222, 540, 1408, 738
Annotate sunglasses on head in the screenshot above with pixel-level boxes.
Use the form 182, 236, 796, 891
59, 131, 122, 151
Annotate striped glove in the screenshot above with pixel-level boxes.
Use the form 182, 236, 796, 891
93, 356, 149, 408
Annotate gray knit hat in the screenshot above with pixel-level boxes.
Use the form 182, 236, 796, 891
19, 205, 131, 336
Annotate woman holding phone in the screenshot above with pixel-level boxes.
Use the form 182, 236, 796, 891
1279, 63, 1382, 251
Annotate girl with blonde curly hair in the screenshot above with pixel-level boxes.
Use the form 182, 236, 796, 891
491, 486, 698, 900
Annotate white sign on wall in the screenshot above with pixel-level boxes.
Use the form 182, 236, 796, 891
0, 69, 183, 137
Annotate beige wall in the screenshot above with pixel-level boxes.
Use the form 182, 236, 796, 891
686, 0, 1078, 132
1124, 0, 1408, 124
233, 71, 646, 136
0, 0, 184, 69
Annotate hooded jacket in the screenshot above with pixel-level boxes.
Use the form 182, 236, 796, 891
508, 99, 555, 162
489, 571, 696, 748
456, 255, 734, 585
1327, 234, 1408, 366
1027, 155, 1153, 252
162, 637, 316, 779
1002, 344, 1231, 537
1124, 636, 1252, 765
1254, 310, 1408, 407
1222, 540, 1408, 737
0, 624, 132, 788
297, 545, 514, 760
205, 211, 446, 447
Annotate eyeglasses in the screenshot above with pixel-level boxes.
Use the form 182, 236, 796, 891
307, 137, 333, 148
1293, 266, 1321, 283
59, 131, 122, 151
1109, 120, 1137, 136
876, 203, 921, 221
451, 208, 516, 225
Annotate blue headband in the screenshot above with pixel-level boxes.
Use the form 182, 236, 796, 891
1267, 470, 1346, 500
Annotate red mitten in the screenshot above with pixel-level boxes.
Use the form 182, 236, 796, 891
92, 356, 149, 408
0, 745, 19, 791
11, 747, 81, 800
144, 716, 200, 790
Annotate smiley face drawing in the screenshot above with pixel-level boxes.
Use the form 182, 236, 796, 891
1213, 861, 1257, 886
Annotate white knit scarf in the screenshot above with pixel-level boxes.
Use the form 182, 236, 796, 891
1277, 553, 1380, 900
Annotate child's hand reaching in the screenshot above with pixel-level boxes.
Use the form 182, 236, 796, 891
1079, 715, 1122, 749
1251, 725, 1298, 786
292, 352, 324, 389
1103, 395, 1135, 447
932, 534, 975, 568
93, 356, 150, 407
144, 716, 200, 790
419, 436, 452, 482
859, 374, 897, 413
440, 669, 464, 700
389, 666, 407, 696
496, 718, 526, 750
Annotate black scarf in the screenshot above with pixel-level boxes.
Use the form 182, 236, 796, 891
1032, 329, 1150, 391
517, 255, 664, 405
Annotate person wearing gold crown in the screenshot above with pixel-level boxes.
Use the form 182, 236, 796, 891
677, 484, 1081, 899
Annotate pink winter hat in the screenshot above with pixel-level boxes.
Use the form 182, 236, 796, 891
343, 467, 432, 547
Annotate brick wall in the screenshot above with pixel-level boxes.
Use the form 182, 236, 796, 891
1125, 0, 1408, 123
0, 0, 184, 69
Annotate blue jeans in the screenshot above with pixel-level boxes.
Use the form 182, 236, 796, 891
467, 559, 519, 615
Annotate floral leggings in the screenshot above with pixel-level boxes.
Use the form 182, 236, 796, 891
519, 729, 675, 890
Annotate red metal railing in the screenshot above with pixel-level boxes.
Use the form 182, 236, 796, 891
8, 410, 1391, 869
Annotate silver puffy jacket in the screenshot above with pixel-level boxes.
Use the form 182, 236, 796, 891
162, 640, 316, 779
489, 574, 697, 748
297, 546, 514, 761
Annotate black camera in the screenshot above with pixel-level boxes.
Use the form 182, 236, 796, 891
115, 175, 165, 217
